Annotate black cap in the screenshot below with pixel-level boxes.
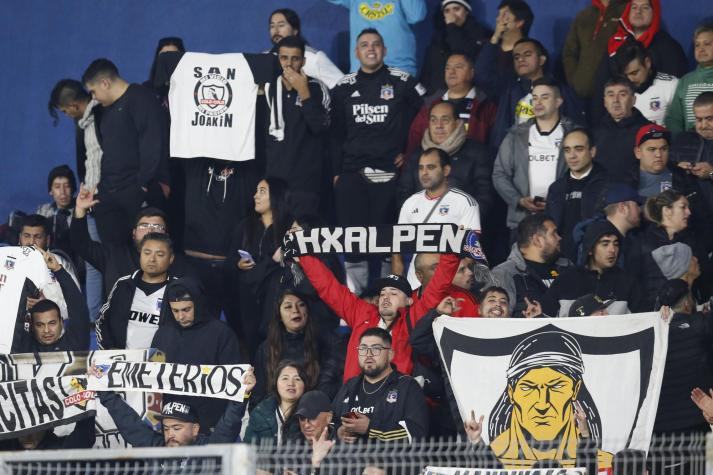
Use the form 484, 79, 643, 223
602, 183, 644, 206
568, 294, 615, 317
157, 400, 199, 423
659, 279, 690, 307
294, 391, 331, 420
374, 274, 412, 297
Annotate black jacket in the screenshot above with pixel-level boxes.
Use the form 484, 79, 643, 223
69, 214, 193, 295
670, 133, 713, 232
265, 78, 330, 191
332, 369, 429, 442
626, 225, 704, 311
330, 65, 424, 174
593, 108, 650, 182
0, 417, 95, 452
227, 219, 285, 342
590, 33, 689, 124
473, 43, 516, 101
97, 84, 168, 193
12, 267, 90, 353
542, 265, 642, 316
252, 328, 342, 404
95, 270, 175, 350
546, 162, 609, 261
181, 158, 255, 256
398, 139, 494, 216
151, 277, 241, 430
98, 391, 246, 447
654, 311, 713, 432
420, 16, 491, 94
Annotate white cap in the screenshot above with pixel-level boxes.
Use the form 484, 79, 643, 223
442, 0, 472, 11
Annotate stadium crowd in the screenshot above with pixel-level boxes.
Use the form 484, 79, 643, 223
2, 0, 713, 471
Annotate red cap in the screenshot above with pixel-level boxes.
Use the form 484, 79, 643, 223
636, 123, 670, 147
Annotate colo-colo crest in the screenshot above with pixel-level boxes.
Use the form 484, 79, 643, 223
192, 66, 234, 128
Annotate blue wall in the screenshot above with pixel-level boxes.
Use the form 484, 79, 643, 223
0, 0, 709, 218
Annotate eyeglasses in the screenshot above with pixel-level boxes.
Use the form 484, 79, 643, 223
357, 345, 391, 356
137, 223, 166, 231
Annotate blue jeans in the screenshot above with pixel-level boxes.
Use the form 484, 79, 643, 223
85, 215, 103, 324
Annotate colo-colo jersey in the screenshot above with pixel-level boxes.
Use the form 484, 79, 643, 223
635, 72, 678, 125
0, 247, 50, 354
162, 51, 278, 162
331, 65, 425, 173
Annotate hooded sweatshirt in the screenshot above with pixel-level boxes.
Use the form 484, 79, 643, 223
151, 277, 241, 430
607, 0, 688, 78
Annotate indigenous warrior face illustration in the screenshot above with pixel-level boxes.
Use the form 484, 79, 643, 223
489, 331, 612, 468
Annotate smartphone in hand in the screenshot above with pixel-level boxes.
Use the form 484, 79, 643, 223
238, 249, 255, 264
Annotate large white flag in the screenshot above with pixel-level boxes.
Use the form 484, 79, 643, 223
433, 313, 669, 470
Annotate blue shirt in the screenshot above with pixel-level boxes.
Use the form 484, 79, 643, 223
326, 0, 426, 75
639, 169, 673, 199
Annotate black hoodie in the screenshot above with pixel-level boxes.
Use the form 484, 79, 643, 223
12, 267, 90, 353
151, 277, 241, 430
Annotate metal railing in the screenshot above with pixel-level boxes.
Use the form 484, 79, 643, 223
0, 433, 708, 475
0, 444, 254, 475
254, 433, 709, 475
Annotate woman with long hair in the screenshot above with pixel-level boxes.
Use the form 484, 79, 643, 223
252, 289, 341, 404
244, 361, 306, 445
227, 177, 293, 359
146, 36, 186, 104
633, 189, 706, 310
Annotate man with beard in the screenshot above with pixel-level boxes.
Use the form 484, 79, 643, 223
479, 286, 511, 318
150, 277, 241, 432
394, 148, 481, 286
492, 213, 571, 316
542, 220, 641, 316
12, 248, 89, 353
266, 8, 343, 88
95, 369, 255, 447
332, 328, 428, 443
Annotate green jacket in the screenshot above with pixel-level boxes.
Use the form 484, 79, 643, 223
244, 396, 301, 445
562, 0, 627, 98
665, 65, 713, 134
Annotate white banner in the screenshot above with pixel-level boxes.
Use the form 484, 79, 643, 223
424, 468, 585, 475
88, 361, 251, 402
433, 313, 668, 470
0, 376, 95, 440
0, 349, 165, 448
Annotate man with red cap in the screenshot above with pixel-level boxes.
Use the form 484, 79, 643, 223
634, 123, 697, 199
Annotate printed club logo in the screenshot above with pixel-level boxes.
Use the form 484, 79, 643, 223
194, 73, 233, 117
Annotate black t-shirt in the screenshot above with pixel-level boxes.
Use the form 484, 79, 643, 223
524, 259, 560, 288
135, 279, 166, 295
349, 377, 387, 418
448, 96, 473, 122
560, 174, 591, 259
